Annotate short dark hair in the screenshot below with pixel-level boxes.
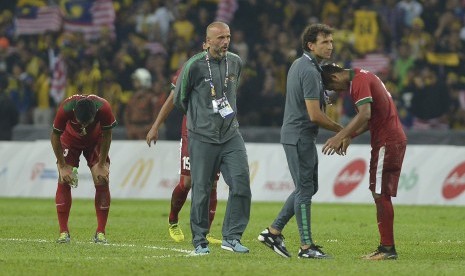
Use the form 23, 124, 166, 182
321, 64, 344, 86
301, 24, 333, 52
74, 98, 97, 124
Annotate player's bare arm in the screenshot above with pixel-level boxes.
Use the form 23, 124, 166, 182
50, 131, 73, 183
322, 103, 371, 155
92, 129, 111, 184
146, 90, 175, 147
305, 99, 343, 132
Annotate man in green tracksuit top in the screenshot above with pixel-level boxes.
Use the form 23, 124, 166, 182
173, 21, 251, 255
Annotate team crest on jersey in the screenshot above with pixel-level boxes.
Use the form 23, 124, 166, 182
79, 127, 87, 136
228, 74, 237, 82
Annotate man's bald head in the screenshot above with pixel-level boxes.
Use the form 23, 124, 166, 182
205, 21, 231, 59
206, 21, 229, 40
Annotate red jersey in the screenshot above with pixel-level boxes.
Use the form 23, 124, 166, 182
171, 69, 188, 138
350, 69, 406, 147
53, 95, 117, 147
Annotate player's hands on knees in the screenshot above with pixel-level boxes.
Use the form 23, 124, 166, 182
92, 163, 110, 185
58, 164, 74, 183
146, 128, 159, 147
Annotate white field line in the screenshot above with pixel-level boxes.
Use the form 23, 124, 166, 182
0, 238, 204, 258
431, 240, 464, 244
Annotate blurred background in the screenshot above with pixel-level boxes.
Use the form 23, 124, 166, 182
0, 0, 464, 143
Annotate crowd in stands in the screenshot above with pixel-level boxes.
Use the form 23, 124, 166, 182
0, 0, 465, 141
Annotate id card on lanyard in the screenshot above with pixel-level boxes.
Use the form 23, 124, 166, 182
206, 52, 235, 119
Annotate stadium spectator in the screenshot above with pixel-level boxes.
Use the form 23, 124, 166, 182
397, 0, 423, 27
51, 95, 117, 244
32, 57, 52, 126
0, 36, 10, 72
0, 71, 18, 140
446, 72, 465, 129
393, 42, 416, 91
124, 68, 156, 139
404, 17, 432, 60
171, 4, 195, 44
408, 64, 450, 130
370, 0, 406, 49
258, 24, 343, 259
230, 30, 248, 64
321, 63, 407, 260
8, 61, 34, 124
99, 70, 123, 122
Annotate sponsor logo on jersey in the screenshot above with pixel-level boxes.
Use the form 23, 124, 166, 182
442, 161, 465, 199
333, 159, 366, 197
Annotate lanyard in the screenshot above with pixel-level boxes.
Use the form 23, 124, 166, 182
205, 51, 228, 98
303, 53, 312, 62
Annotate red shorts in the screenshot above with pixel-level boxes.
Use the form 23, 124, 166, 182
179, 116, 219, 180
60, 135, 110, 168
369, 141, 406, 197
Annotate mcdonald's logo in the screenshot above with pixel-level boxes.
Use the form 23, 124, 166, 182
120, 159, 154, 189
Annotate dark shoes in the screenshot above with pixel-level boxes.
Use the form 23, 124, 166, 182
257, 228, 291, 258
298, 244, 331, 259
363, 245, 398, 260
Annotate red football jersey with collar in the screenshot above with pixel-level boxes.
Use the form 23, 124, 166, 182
350, 68, 406, 147
53, 95, 117, 147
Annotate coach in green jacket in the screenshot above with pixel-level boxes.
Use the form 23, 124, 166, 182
173, 21, 251, 255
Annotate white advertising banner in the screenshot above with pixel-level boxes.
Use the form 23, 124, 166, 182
0, 141, 464, 205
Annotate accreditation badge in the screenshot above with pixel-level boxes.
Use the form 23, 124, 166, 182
212, 99, 219, 113
216, 96, 234, 118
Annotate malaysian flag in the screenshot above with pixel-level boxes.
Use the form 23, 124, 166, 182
351, 53, 390, 75
215, 0, 238, 24
62, 0, 115, 41
14, 5, 62, 35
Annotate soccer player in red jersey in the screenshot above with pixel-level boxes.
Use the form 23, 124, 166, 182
51, 94, 117, 244
146, 66, 221, 244
321, 64, 407, 260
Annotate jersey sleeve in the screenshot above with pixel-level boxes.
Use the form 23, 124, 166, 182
52, 103, 68, 133
97, 99, 117, 130
173, 63, 192, 114
352, 73, 373, 107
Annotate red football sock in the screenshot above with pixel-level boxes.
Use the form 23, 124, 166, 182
375, 194, 395, 246
169, 176, 189, 224
95, 184, 111, 233
55, 183, 72, 233
208, 187, 217, 229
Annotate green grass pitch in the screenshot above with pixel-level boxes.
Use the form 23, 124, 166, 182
1, 198, 464, 275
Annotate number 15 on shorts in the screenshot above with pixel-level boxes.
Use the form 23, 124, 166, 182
182, 156, 190, 170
